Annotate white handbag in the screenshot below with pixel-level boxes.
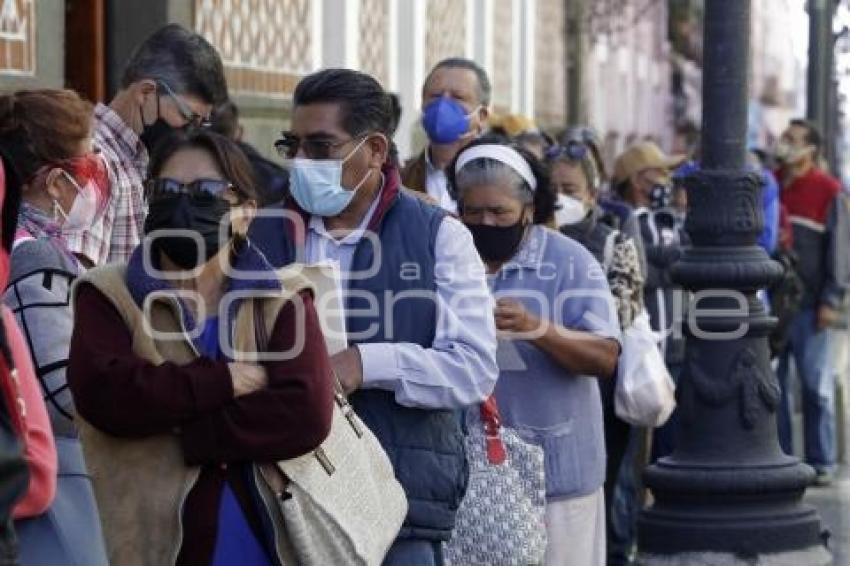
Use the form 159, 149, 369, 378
615, 310, 677, 427
256, 264, 408, 566
271, 377, 408, 566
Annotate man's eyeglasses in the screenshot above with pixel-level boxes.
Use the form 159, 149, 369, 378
145, 178, 235, 204
274, 133, 363, 160
157, 81, 210, 129
545, 140, 590, 162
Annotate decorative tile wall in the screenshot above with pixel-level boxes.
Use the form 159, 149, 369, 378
359, 0, 390, 87
194, 0, 315, 96
424, 0, 466, 73
0, 0, 35, 76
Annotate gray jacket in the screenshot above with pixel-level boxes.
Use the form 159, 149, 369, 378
791, 193, 850, 311
4, 238, 79, 437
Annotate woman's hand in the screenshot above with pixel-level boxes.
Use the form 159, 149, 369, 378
494, 298, 543, 335
495, 298, 619, 379
228, 363, 269, 397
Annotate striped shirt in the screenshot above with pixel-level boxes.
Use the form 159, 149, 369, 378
66, 103, 148, 265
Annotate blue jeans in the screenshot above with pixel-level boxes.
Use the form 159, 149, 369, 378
777, 308, 837, 472
651, 363, 683, 462
608, 428, 644, 565
383, 539, 444, 566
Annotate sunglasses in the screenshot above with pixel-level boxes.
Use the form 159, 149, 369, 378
144, 178, 235, 203
545, 140, 590, 162
274, 133, 365, 160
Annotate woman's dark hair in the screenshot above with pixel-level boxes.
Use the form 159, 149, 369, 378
0, 89, 94, 182
147, 130, 258, 202
0, 90, 93, 249
209, 100, 240, 140
447, 134, 556, 225
0, 153, 22, 256
293, 68, 401, 165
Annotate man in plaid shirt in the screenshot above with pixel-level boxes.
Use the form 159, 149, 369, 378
67, 24, 228, 265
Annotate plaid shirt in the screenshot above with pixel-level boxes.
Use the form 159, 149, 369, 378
66, 103, 148, 265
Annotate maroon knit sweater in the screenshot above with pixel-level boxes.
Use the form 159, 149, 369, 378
68, 284, 334, 564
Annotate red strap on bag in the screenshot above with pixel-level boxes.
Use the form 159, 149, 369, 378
480, 396, 506, 465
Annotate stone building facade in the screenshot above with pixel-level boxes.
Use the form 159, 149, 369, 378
0, 0, 809, 167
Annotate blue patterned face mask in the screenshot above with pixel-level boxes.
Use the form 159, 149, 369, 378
421, 97, 479, 144
288, 137, 371, 217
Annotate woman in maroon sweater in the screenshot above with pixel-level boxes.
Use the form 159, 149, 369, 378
68, 131, 334, 565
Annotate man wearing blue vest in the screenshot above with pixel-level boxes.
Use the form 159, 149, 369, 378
250, 69, 499, 565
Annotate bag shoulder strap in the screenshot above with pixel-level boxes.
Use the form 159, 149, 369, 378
602, 229, 619, 272
480, 396, 506, 465
253, 295, 363, 478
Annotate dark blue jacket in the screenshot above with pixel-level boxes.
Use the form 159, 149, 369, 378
250, 186, 468, 542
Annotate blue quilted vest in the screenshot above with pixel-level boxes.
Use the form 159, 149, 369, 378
250, 191, 468, 541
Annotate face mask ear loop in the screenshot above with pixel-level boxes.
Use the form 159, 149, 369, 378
53, 200, 68, 223
341, 136, 370, 165
139, 84, 162, 130
341, 136, 376, 193
62, 170, 82, 194
460, 106, 483, 141
49, 170, 80, 223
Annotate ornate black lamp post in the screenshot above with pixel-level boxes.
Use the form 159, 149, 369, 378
637, 1, 831, 563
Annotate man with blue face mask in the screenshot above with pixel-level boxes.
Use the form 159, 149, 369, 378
250, 69, 498, 566
402, 58, 491, 213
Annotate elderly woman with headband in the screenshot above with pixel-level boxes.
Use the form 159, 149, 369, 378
447, 136, 621, 566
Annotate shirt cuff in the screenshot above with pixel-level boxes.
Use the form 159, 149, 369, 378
356, 343, 399, 389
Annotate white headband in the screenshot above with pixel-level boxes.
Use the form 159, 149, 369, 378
455, 144, 538, 191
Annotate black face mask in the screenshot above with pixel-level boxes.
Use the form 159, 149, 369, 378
139, 95, 184, 154
466, 219, 527, 263
649, 183, 672, 210
144, 194, 232, 269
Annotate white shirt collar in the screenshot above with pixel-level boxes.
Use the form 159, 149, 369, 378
425, 146, 443, 175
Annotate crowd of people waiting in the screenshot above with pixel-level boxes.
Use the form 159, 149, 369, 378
0, 22, 846, 566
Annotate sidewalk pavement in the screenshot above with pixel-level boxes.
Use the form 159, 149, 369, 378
805, 465, 849, 565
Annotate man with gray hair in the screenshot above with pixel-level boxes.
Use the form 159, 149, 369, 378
402, 57, 491, 213
67, 24, 227, 265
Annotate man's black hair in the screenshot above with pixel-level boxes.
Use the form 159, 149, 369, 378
424, 57, 492, 107
210, 100, 240, 140
293, 69, 402, 164
121, 24, 228, 106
